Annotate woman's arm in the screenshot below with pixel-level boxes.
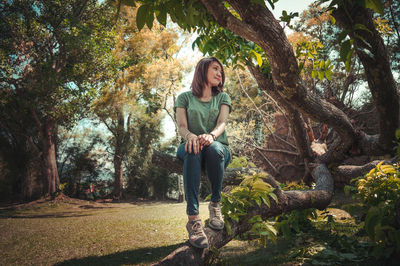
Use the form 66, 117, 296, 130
176, 107, 200, 154
198, 104, 230, 147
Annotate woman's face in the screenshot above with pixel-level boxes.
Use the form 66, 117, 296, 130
206, 61, 222, 87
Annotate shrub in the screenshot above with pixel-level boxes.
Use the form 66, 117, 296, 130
346, 161, 400, 258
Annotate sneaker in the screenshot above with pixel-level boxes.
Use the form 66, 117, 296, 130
186, 219, 209, 248
208, 202, 224, 230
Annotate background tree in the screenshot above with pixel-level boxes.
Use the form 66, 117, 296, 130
292, 3, 365, 105
57, 126, 107, 198
92, 4, 186, 199
0, 0, 116, 199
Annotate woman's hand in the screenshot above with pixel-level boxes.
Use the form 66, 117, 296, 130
185, 134, 200, 154
198, 134, 214, 150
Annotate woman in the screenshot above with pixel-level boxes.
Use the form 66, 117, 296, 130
175, 57, 231, 249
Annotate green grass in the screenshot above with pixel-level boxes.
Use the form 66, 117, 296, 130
0, 192, 397, 265
0, 199, 210, 265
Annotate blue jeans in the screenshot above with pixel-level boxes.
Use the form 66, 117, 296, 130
177, 141, 231, 216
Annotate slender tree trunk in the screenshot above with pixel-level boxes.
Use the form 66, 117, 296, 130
113, 109, 125, 199
113, 146, 124, 199
41, 118, 60, 196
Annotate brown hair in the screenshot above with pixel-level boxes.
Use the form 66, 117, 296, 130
191, 57, 225, 97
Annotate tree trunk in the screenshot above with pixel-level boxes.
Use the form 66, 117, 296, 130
113, 109, 125, 199
41, 118, 60, 196
333, 3, 399, 153
113, 146, 124, 199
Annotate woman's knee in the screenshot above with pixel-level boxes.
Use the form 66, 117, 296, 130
177, 144, 202, 161
204, 141, 225, 160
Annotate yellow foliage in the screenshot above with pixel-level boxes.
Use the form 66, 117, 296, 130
373, 17, 394, 36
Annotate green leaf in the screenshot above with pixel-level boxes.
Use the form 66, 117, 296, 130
251, 50, 263, 67
266, 223, 278, 235
340, 39, 352, 62
146, 8, 154, 30
230, 214, 239, 222
395, 129, 400, 140
324, 59, 331, 68
318, 70, 324, 80
345, 48, 353, 72
330, 15, 336, 24
266, 0, 277, 9
319, 60, 325, 69
365, 0, 384, 15
156, 5, 167, 26
136, 4, 148, 31
298, 61, 304, 73
249, 215, 262, 224
312, 70, 318, 79
269, 192, 278, 204
255, 197, 261, 206
344, 185, 355, 196
261, 194, 270, 207
354, 23, 372, 34
325, 70, 332, 81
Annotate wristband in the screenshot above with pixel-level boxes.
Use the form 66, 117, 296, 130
210, 133, 216, 141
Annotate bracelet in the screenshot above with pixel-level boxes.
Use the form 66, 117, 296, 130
185, 132, 191, 140
210, 133, 216, 141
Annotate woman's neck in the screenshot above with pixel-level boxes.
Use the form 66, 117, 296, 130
202, 85, 212, 98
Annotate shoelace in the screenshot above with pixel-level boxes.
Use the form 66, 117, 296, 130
191, 221, 204, 236
211, 205, 222, 219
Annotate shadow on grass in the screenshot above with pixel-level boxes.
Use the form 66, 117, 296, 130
216, 238, 294, 265
55, 244, 182, 266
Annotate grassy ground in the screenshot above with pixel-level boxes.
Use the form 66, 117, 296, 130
0, 198, 200, 265
0, 191, 396, 265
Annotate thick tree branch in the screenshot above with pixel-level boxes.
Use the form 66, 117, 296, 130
333, 3, 399, 153
334, 158, 396, 183
199, 0, 259, 43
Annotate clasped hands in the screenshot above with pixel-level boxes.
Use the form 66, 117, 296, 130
185, 133, 214, 154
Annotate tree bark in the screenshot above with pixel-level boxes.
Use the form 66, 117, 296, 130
40, 118, 60, 196
113, 108, 125, 199
113, 148, 124, 199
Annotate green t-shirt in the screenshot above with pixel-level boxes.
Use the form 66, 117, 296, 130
174, 91, 232, 146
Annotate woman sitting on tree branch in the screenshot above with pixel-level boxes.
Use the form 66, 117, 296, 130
175, 57, 232, 248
